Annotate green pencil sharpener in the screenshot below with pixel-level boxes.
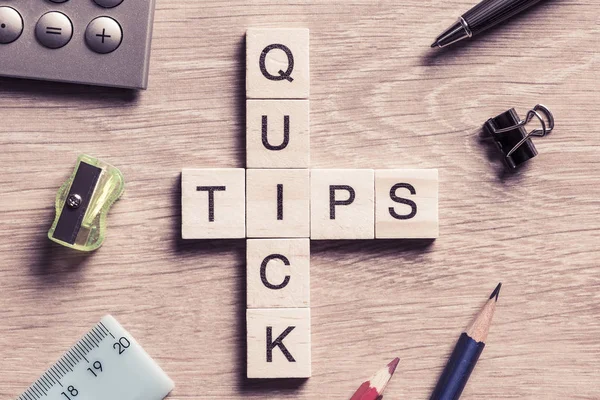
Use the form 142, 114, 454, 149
48, 155, 125, 251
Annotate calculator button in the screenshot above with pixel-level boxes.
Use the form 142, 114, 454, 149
35, 12, 73, 49
0, 6, 23, 44
93, 0, 124, 8
85, 17, 122, 54
48, 0, 70, 3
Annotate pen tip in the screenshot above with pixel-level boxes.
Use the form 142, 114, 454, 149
430, 41, 438, 48
489, 282, 502, 302
387, 357, 400, 374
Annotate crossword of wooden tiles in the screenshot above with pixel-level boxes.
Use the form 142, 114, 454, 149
181, 28, 439, 379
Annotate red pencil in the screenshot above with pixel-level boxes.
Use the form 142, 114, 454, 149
350, 358, 400, 400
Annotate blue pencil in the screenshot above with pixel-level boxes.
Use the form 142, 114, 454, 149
430, 283, 502, 400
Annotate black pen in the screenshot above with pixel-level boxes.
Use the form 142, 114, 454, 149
432, 0, 547, 48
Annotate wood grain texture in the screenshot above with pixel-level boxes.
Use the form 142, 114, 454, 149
0, 0, 598, 398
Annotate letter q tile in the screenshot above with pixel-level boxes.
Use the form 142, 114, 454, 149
246, 28, 310, 99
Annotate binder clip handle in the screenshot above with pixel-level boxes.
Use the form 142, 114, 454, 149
484, 104, 555, 169
493, 104, 554, 158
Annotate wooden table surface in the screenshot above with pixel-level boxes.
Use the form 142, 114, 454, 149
1, 1, 599, 399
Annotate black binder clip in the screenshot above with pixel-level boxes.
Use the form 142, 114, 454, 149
484, 104, 554, 170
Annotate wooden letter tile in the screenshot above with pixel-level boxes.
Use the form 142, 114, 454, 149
246, 100, 310, 169
246, 169, 310, 238
375, 169, 439, 239
310, 169, 374, 239
246, 28, 310, 99
181, 168, 245, 239
247, 308, 311, 379
247, 239, 310, 309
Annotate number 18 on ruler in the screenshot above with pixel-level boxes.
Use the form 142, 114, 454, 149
17, 315, 174, 400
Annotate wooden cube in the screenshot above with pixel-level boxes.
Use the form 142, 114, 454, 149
246, 28, 310, 99
247, 239, 310, 308
246, 100, 310, 169
375, 169, 439, 239
310, 169, 375, 239
247, 308, 311, 379
246, 169, 310, 238
181, 168, 245, 239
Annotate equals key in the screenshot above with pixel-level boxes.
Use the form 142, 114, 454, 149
35, 12, 73, 48
46, 26, 62, 35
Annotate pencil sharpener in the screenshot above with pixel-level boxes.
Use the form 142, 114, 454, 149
48, 155, 124, 251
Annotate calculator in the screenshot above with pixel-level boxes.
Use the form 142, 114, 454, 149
0, 0, 156, 89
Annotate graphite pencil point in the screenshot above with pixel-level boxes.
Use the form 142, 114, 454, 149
489, 282, 502, 302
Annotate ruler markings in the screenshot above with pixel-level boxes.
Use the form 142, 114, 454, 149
89, 330, 100, 345
40, 375, 51, 390
19, 391, 31, 400
56, 359, 67, 374
74, 344, 88, 363
67, 354, 76, 368
35, 378, 47, 393
52, 367, 64, 387
91, 326, 104, 342
31, 384, 43, 398
97, 326, 106, 339
44, 372, 55, 385
76, 341, 89, 357
67, 348, 78, 363
59, 357, 72, 372
94, 325, 104, 339
63, 354, 74, 368
29, 384, 40, 398
40, 376, 51, 391
55, 362, 66, 375
99, 321, 116, 339
83, 333, 94, 348
43, 374, 55, 390
89, 328, 100, 343
15, 315, 174, 400
82, 334, 94, 349
84, 333, 95, 348
51, 365, 63, 380
80, 337, 92, 352
48, 368, 62, 385
70, 348, 81, 362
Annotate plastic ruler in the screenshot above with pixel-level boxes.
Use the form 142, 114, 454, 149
16, 315, 174, 400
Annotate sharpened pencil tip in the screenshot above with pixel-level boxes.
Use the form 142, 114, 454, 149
489, 282, 502, 302
387, 357, 400, 374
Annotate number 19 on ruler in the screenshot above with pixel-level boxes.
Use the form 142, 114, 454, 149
17, 315, 174, 400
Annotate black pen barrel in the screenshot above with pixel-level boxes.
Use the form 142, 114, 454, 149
464, 0, 545, 36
